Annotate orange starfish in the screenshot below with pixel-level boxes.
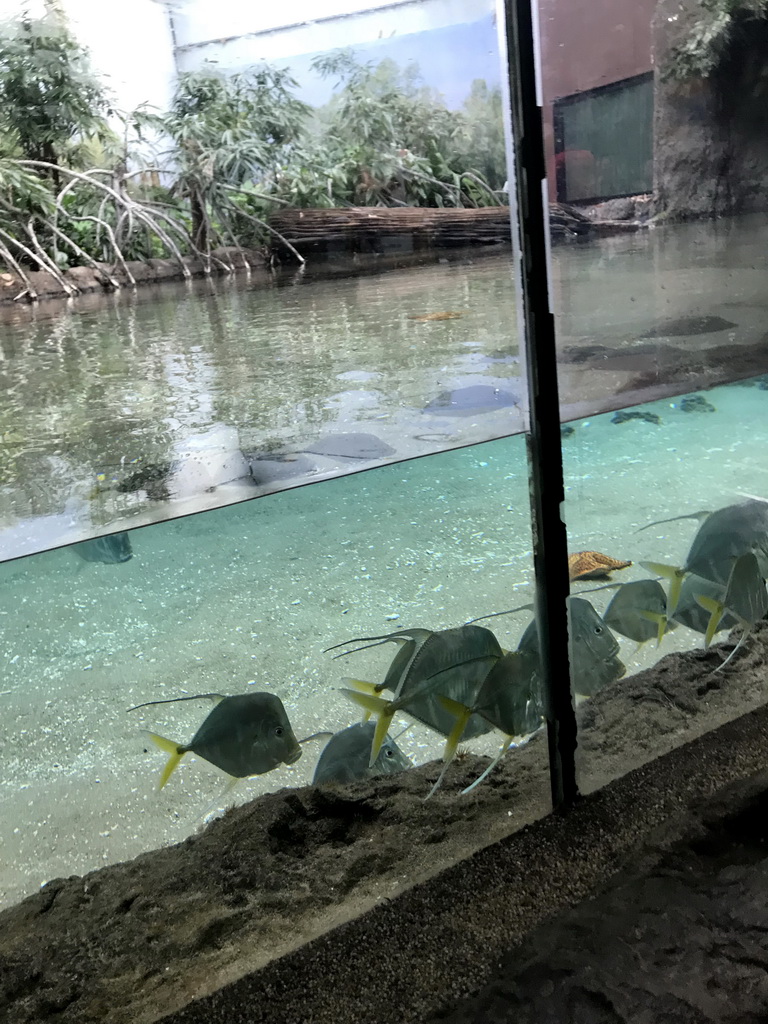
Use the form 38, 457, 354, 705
568, 551, 632, 581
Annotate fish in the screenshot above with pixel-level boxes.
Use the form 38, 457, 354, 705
136, 692, 302, 788
334, 625, 503, 765
695, 552, 768, 667
72, 532, 132, 564
643, 499, 768, 613
422, 385, 519, 416
603, 579, 677, 645
299, 433, 396, 460
670, 574, 739, 635
639, 314, 737, 338
428, 650, 543, 797
517, 598, 625, 697
312, 722, 411, 785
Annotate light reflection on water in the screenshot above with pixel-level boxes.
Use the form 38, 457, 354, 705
2, 212, 768, 556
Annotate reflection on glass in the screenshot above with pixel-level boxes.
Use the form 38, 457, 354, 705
0, 0, 524, 557
0, 436, 550, 911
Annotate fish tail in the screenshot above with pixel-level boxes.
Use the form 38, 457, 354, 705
423, 699, 475, 803
340, 678, 380, 722
639, 609, 668, 647
145, 731, 185, 789
695, 595, 725, 648
462, 735, 516, 795
437, 696, 475, 764
339, 689, 395, 765
641, 562, 685, 615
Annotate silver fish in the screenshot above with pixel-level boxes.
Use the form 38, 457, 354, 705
603, 579, 677, 645
141, 692, 302, 788
336, 625, 503, 764
73, 532, 132, 564
644, 499, 768, 612
697, 552, 768, 668
428, 650, 543, 798
518, 597, 625, 697
671, 574, 739, 635
313, 722, 411, 785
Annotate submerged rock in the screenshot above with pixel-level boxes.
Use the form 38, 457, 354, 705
680, 394, 716, 413
611, 410, 662, 425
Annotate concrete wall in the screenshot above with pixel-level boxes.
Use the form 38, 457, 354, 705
172, 0, 498, 111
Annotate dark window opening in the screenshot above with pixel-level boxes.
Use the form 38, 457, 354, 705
553, 72, 654, 204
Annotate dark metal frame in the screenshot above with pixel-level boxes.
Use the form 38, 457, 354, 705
501, 0, 579, 810
552, 71, 654, 205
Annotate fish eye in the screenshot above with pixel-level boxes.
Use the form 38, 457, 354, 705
274, 726, 284, 737
385, 748, 394, 757
593, 626, 603, 635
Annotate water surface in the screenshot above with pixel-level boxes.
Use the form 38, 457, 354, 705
2, 213, 768, 557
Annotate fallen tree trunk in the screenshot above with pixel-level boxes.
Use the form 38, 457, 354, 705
267, 204, 593, 258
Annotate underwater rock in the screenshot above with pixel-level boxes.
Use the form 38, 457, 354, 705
422, 385, 519, 416
611, 410, 662, 425
639, 314, 737, 338
408, 311, 464, 322
115, 461, 172, 500
679, 394, 716, 413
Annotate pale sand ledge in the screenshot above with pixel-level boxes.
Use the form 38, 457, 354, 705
2, 622, 768, 1024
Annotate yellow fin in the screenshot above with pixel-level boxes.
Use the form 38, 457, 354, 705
639, 609, 667, 646
696, 594, 724, 648
339, 689, 394, 765
340, 678, 379, 722
437, 697, 474, 764
641, 561, 685, 615
424, 698, 474, 801
145, 731, 184, 790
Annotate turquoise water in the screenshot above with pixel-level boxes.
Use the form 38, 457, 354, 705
2, 373, 768, 907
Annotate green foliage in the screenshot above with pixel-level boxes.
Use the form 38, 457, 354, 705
0, 28, 509, 292
0, 11, 112, 172
663, 0, 768, 80
161, 66, 310, 248
300, 50, 504, 208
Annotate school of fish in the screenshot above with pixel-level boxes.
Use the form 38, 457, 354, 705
121, 497, 767, 804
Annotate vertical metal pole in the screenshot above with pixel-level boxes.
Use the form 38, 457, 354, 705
501, 0, 579, 809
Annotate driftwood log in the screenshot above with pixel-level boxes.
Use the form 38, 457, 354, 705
267, 204, 591, 259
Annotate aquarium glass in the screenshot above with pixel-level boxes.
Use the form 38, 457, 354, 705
1, 427, 554, 917
0, 0, 553, 968
537, 0, 768, 797
0, 0, 523, 556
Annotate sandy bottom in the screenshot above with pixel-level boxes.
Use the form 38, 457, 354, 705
0, 376, 767, 913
